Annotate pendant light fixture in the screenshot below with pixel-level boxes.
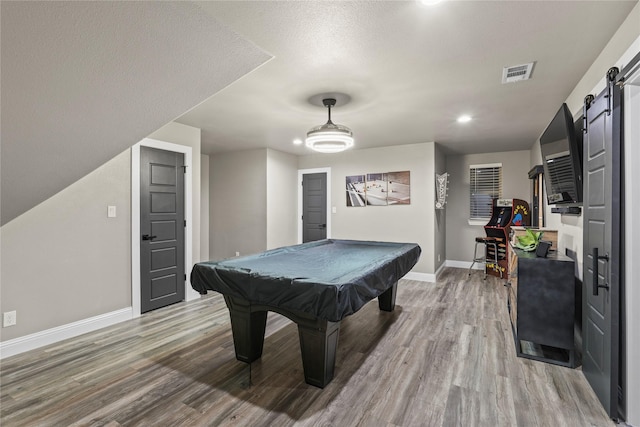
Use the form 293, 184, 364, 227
305, 98, 354, 153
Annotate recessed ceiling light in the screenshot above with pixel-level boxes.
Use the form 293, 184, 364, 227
293, 139, 303, 145
418, 0, 443, 6
457, 115, 472, 123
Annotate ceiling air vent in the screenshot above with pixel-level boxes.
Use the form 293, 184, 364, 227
502, 62, 535, 84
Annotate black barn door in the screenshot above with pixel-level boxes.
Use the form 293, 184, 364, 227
302, 173, 327, 243
582, 69, 622, 419
140, 146, 185, 313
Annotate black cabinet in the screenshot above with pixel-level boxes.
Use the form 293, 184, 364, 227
507, 246, 576, 367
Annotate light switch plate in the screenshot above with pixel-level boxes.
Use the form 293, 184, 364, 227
108, 206, 116, 218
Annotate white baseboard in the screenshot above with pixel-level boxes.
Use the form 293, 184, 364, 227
434, 262, 447, 278
0, 261, 477, 359
404, 261, 478, 283
0, 307, 133, 359
404, 271, 436, 283
446, 259, 483, 270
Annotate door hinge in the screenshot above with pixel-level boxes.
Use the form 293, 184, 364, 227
182, 165, 187, 173
184, 274, 187, 281
301, 215, 303, 220
184, 220, 187, 227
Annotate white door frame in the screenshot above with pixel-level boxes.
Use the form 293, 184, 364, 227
131, 138, 197, 318
624, 62, 640, 426
297, 167, 332, 243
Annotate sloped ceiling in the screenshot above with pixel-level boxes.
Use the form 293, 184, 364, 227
0, 1, 271, 225
2, 1, 637, 225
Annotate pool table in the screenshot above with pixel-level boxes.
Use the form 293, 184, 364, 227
190, 239, 421, 388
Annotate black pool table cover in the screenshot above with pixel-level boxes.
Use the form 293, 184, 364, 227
190, 239, 422, 322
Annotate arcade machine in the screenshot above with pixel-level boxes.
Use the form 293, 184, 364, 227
484, 198, 530, 278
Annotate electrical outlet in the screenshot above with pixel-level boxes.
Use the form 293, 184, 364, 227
235, 251, 240, 257
3, 311, 16, 327
438, 254, 441, 262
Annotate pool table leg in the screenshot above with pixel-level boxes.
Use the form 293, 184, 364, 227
297, 319, 341, 388
224, 296, 267, 363
378, 281, 398, 312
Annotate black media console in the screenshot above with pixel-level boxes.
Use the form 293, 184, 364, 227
507, 246, 577, 367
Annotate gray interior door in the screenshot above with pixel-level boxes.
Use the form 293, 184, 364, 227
302, 173, 327, 243
582, 70, 621, 419
140, 146, 185, 313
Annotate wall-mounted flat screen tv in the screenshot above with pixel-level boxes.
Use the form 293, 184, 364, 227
539, 103, 583, 205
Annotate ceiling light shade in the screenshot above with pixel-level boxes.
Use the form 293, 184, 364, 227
306, 98, 354, 153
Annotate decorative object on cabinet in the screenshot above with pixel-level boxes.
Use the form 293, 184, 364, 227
435, 173, 449, 209
507, 246, 576, 367
511, 227, 558, 251
535, 241, 552, 258
513, 228, 543, 252
483, 198, 530, 278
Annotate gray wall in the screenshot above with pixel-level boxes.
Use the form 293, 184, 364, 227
528, 2, 640, 280
1, 1, 270, 225
434, 143, 447, 271
528, 5, 640, 422
209, 149, 268, 260
445, 150, 531, 263
201, 154, 210, 261
0, 151, 132, 340
298, 142, 436, 275
0, 121, 203, 342
266, 149, 298, 250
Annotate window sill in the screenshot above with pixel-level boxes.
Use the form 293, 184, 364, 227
468, 219, 488, 226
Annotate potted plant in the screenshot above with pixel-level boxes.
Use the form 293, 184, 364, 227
514, 228, 543, 252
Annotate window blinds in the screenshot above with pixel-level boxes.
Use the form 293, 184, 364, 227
470, 164, 502, 220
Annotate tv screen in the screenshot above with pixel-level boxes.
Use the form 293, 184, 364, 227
539, 103, 583, 205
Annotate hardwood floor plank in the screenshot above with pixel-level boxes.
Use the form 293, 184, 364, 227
0, 269, 615, 426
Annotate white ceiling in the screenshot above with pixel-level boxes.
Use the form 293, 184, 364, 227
178, 0, 637, 156
1, 1, 636, 225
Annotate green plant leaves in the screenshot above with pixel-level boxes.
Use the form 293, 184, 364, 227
515, 228, 543, 252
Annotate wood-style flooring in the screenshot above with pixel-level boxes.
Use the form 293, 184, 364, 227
0, 268, 614, 426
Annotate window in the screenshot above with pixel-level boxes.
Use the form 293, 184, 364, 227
469, 163, 502, 220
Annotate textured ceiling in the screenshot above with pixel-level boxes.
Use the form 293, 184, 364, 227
178, 1, 637, 157
1, 2, 271, 224
1, 1, 636, 225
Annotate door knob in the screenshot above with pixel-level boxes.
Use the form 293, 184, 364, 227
142, 234, 157, 241
319, 224, 326, 229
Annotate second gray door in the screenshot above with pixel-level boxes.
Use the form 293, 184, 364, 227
302, 173, 327, 243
